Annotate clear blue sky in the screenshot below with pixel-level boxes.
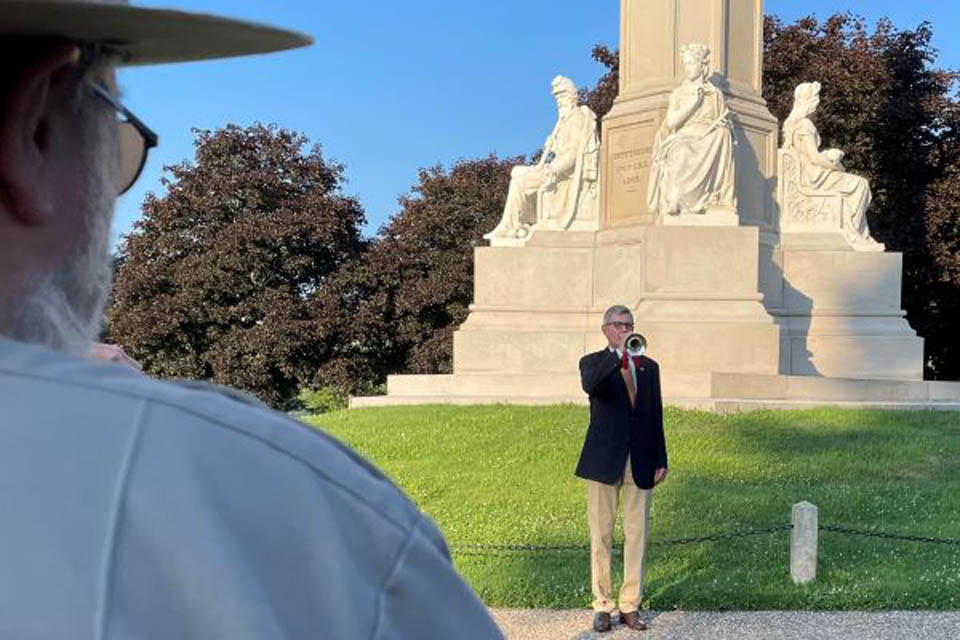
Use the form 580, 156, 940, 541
112, 1, 959, 248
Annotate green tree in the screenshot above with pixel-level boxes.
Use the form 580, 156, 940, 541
579, 44, 619, 129
314, 155, 521, 391
109, 124, 366, 408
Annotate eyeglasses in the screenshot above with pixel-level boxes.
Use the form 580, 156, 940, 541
88, 82, 159, 195
604, 321, 635, 331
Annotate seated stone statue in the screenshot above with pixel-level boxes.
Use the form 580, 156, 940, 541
484, 75, 599, 244
780, 81, 883, 250
647, 43, 736, 218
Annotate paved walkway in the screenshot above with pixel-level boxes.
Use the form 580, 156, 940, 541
490, 609, 960, 640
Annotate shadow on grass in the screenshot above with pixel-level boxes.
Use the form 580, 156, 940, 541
456, 552, 595, 609
724, 409, 960, 460
639, 409, 960, 610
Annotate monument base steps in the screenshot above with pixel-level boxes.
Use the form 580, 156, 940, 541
350, 372, 960, 413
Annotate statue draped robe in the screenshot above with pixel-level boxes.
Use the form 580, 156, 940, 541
783, 118, 875, 246
647, 80, 736, 216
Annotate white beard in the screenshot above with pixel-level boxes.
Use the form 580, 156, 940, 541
0, 107, 116, 356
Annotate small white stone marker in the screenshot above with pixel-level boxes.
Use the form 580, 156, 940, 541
791, 501, 818, 584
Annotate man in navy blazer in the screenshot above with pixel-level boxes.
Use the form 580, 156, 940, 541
575, 304, 668, 633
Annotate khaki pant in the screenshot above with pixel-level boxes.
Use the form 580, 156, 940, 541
586, 456, 651, 613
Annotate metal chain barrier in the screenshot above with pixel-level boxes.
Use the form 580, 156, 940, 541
452, 523, 960, 558
451, 523, 793, 557
650, 523, 793, 546
452, 543, 588, 558
821, 524, 960, 546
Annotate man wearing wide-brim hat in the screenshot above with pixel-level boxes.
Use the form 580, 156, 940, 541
0, 2, 502, 637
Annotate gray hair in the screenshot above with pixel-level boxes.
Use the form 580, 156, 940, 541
0, 39, 118, 355
602, 304, 633, 324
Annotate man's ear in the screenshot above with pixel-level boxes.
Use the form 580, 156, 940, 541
0, 45, 81, 227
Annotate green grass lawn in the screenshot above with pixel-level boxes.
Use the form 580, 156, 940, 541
305, 406, 960, 610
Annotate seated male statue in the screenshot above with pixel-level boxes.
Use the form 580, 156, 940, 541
484, 75, 598, 243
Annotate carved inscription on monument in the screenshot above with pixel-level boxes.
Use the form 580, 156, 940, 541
612, 148, 650, 191
602, 120, 657, 227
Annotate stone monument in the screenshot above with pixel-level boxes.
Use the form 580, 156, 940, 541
356, 0, 960, 411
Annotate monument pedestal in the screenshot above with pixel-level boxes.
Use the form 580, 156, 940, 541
626, 226, 780, 395
660, 209, 739, 226
387, 226, 780, 400
359, 226, 937, 409
762, 235, 924, 380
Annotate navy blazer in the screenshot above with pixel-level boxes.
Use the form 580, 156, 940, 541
574, 349, 667, 489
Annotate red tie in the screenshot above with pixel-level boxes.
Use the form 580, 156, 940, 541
620, 352, 637, 409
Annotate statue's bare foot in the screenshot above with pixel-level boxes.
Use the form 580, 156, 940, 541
846, 233, 885, 252
483, 224, 510, 240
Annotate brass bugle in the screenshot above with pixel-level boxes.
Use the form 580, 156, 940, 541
625, 333, 647, 357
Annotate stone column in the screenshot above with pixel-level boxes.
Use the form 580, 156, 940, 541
601, 0, 779, 231
790, 501, 818, 584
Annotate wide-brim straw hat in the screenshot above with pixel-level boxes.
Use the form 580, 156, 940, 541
1, 0, 312, 65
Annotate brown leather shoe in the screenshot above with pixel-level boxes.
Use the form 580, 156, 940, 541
593, 611, 612, 632
618, 610, 647, 631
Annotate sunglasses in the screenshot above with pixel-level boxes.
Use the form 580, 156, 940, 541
88, 82, 159, 195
